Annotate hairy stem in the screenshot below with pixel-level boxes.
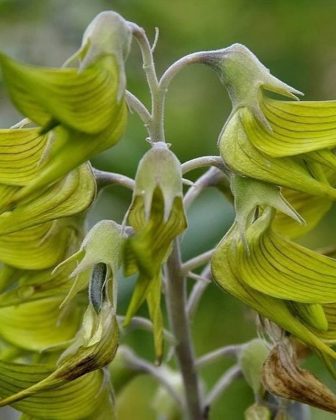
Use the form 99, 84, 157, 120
187, 265, 212, 319
125, 90, 151, 127
196, 345, 243, 369
117, 315, 176, 345
130, 24, 164, 142
166, 241, 205, 420
182, 249, 214, 275
184, 167, 228, 209
92, 168, 135, 190
181, 156, 225, 174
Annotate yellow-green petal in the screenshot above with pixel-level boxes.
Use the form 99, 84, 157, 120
0, 361, 114, 419
0, 163, 96, 232
242, 98, 336, 158
0, 297, 81, 352
0, 54, 122, 134
7, 107, 126, 207
0, 128, 48, 186
238, 209, 336, 304
272, 187, 332, 238
219, 110, 336, 199
211, 223, 336, 358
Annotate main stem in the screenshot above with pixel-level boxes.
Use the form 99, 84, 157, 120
166, 241, 205, 419
131, 25, 206, 418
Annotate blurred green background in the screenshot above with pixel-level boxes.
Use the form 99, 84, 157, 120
0, 0, 336, 419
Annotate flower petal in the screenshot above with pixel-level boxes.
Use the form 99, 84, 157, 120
211, 223, 336, 358
241, 99, 336, 157
0, 297, 81, 351
0, 54, 122, 134
0, 163, 96, 232
0, 361, 114, 418
219, 110, 336, 199
238, 210, 336, 304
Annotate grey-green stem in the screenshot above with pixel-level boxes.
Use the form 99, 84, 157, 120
196, 345, 243, 369
130, 23, 164, 142
166, 241, 206, 420
120, 347, 184, 408
205, 365, 242, 407
92, 168, 135, 190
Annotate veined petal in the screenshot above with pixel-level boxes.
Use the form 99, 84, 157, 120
0, 297, 81, 352
124, 190, 187, 315
0, 54, 122, 134
219, 110, 336, 199
0, 216, 82, 271
0, 220, 76, 270
231, 174, 303, 240
124, 185, 186, 361
0, 361, 114, 419
0, 128, 48, 186
0, 163, 96, 232
80, 11, 131, 100
0, 304, 118, 410
316, 304, 336, 342
241, 99, 336, 157
0, 261, 89, 307
290, 302, 328, 332
272, 187, 332, 238
211, 223, 336, 358
146, 276, 164, 363
7, 106, 127, 207
238, 209, 336, 304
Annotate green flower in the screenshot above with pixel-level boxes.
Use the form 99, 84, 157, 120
53, 219, 125, 309
211, 206, 336, 358
0, 301, 119, 416
123, 142, 187, 361
0, 11, 131, 205
203, 43, 336, 200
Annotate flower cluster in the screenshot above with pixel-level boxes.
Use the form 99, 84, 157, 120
0, 11, 132, 418
207, 45, 336, 392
